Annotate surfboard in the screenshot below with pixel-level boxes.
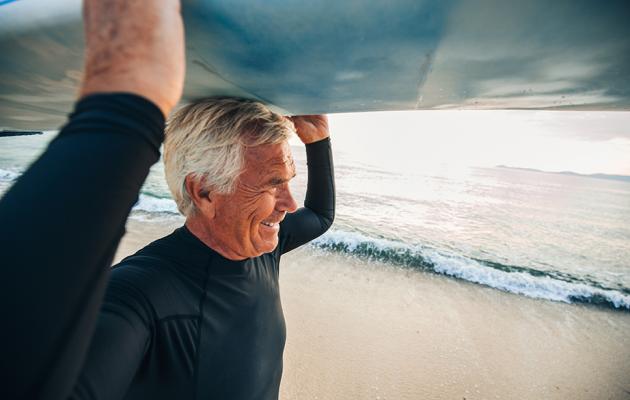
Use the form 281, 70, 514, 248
1, 0, 629, 130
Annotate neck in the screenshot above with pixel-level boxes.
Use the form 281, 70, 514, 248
185, 216, 247, 261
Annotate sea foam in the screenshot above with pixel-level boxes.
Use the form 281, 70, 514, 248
132, 193, 179, 214
0, 170, 179, 216
312, 229, 630, 310
0, 167, 20, 182
2, 167, 628, 310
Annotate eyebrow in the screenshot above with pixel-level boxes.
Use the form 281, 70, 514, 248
267, 173, 297, 186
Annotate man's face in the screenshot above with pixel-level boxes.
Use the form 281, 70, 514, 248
210, 140, 298, 259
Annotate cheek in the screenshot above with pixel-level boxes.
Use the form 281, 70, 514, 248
254, 193, 277, 220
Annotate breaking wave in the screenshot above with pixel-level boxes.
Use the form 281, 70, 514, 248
312, 230, 630, 311
2, 167, 628, 311
133, 193, 179, 214
0, 167, 20, 182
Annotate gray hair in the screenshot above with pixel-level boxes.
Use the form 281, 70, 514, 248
164, 97, 295, 216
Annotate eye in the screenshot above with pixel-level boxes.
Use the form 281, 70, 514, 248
264, 183, 280, 194
265, 180, 288, 195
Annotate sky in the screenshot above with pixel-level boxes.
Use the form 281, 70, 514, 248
322, 110, 630, 176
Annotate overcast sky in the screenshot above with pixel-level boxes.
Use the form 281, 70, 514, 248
324, 110, 630, 175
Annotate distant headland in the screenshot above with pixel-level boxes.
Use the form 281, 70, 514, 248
496, 166, 630, 183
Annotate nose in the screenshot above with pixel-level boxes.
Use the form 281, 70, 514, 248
277, 184, 298, 213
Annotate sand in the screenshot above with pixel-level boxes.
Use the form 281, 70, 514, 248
116, 218, 630, 400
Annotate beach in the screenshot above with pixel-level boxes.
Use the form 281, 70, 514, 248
3, 131, 629, 399
117, 218, 630, 400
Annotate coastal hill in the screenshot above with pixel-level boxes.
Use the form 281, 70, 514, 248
496, 166, 630, 183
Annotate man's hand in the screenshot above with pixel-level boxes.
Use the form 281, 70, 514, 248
289, 115, 329, 144
81, 0, 185, 117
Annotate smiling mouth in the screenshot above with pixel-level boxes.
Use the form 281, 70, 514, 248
261, 221, 279, 228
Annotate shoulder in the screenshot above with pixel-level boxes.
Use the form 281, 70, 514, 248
106, 238, 202, 321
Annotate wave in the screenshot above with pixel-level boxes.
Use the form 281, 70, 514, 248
132, 193, 179, 214
311, 230, 630, 311
0, 167, 20, 182
2, 166, 628, 311
0, 169, 180, 216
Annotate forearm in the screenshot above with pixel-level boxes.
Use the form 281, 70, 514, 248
304, 137, 335, 226
279, 138, 335, 253
81, 0, 184, 117
0, 93, 163, 274
0, 93, 163, 400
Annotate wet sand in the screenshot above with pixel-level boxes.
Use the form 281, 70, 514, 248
117, 218, 630, 400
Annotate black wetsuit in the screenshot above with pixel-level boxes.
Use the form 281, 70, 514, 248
0, 94, 165, 400
71, 139, 335, 400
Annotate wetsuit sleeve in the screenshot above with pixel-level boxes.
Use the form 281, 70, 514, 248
0, 93, 164, 400
278, 137, 335, 254
71, 266, 154, 400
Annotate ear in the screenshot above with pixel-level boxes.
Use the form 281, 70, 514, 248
185, 174, 215, 218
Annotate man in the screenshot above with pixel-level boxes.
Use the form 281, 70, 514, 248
0, 1, 185, 399
71, 99, 335, 399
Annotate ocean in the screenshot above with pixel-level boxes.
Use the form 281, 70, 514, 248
1, 131, 629, 311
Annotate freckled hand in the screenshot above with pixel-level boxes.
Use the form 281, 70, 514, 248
289, 115, 329, 144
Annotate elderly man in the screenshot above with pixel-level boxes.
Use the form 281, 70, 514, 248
72, 99, 335, 400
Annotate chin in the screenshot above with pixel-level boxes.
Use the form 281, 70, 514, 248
254, 239, 279, 256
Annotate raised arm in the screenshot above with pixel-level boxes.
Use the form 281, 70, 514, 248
0, 1, 184, 399
278, 116, 335, 254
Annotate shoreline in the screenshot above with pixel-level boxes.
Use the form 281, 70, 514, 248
117, 218, 630, 400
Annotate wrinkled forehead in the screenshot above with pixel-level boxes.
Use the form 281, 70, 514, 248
242, 141, 295, 177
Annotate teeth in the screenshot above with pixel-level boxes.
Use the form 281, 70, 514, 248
261, 221, 275, 227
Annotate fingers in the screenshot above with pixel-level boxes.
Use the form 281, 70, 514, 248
289, 115, 329, 144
